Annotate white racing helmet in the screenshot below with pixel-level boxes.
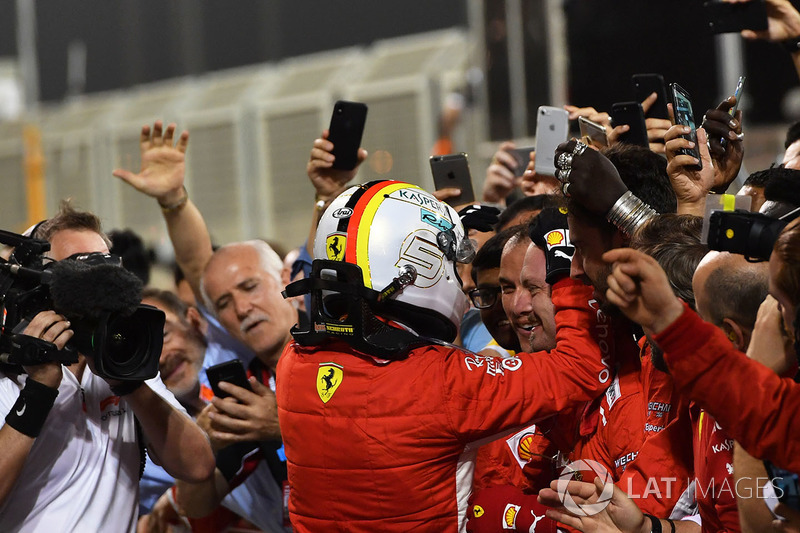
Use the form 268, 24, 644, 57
312, 180, 470, 342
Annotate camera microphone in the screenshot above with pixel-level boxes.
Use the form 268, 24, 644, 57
47, 259, 142, 320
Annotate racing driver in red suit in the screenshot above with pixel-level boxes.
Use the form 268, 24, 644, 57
277, 179, 608, 532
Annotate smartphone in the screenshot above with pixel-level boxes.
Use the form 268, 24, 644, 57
328, 100, 368, 171
764, 460, 800, 512
704, 0, 768, 34
429, 152, 475, 206
578, 116, 608, 148
719, 75, 746, 149
729, 75, 746, 116
632, 73, 670, 120
510, 146, 535, 177
670, 83, 702, 169
205, 360, 252, 399
610, 102, 649, 148
534, 106, 570, 177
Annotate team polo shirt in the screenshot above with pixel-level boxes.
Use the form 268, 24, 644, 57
0, 369, 185, 532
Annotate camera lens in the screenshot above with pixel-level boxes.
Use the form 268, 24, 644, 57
102, 316, 146, 375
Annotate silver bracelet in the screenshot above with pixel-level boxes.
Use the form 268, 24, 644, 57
607, 191, 657, 236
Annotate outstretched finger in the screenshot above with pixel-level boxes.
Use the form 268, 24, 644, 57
640, 91, 658, 114
163, 123, 177, 147
152, 120, 164, 146
176, 130, 189, 153
140, 124, 152, 149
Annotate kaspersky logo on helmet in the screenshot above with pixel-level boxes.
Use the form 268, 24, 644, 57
556, 459, 614, 516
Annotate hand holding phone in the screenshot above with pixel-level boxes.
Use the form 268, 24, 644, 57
670, 83, 702, 169
328, 100, 368, 171
205, 360, 252, 399
510, 146, 535, 177
430, 153, 476, 207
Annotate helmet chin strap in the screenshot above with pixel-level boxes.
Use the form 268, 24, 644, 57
283, 260, 441, 360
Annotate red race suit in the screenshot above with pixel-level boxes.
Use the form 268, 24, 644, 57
277, 279, 607, 532
655, 304, 800, 473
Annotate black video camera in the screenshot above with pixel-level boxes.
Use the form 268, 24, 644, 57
706, 210, 792, 261
0, 228, 164, 381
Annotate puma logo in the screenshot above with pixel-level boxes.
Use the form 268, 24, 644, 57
530, 512, 545, 532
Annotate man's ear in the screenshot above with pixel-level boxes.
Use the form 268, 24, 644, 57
721, 318, 748, 352
186, 305, 208, 338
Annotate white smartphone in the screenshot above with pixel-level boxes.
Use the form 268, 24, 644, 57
534, 106, 570, 177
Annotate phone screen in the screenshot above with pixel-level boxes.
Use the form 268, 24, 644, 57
671, 84, 702, 168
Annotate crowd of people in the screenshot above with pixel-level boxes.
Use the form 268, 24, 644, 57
2, 0, 800, 532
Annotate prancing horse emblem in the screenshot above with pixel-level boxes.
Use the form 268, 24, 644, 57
316, 363, 344, 403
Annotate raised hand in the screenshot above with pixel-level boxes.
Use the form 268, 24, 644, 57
602, 248, 685, 336
112, 120, 189, 206
308, 129, 368, 202
701, 96, 744, 191
664, 125, 715, 215
483, 141, 522, 204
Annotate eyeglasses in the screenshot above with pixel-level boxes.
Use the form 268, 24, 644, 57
468, 286, 501, 309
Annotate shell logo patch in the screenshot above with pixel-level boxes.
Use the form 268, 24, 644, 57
545, 229, 566, 249
326, 233, 347, 261
503, 503, 521, 529
317, 363, 343, 403
517, 432, 536, 462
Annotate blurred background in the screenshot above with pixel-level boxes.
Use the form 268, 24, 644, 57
1, 0, 799, 256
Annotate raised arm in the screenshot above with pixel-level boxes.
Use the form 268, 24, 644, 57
113, 121, 212, 302
304, 129, 367, 255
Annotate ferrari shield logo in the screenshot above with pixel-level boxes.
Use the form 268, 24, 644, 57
317, 363, 343, 403
325, 233, 347, 261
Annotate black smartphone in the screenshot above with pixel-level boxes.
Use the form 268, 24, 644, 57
510, 146, 535, 177
670, 83, 702, 169
764, 460, 800, 512
610, 102, 649, 148
328, 100, 368, 171
704, 0, 768, 34
205, 360, 252, 399
429, 153, 475, 206
632, 73, 670, 120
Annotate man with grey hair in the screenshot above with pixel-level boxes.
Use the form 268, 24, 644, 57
114, 121, 294, 531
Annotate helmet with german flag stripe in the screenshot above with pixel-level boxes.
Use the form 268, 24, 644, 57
312, 180, 469, 342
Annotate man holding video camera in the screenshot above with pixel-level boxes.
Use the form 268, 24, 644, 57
0, 202, 214, 532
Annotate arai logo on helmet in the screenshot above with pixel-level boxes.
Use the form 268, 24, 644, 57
332, 207, 353, 219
